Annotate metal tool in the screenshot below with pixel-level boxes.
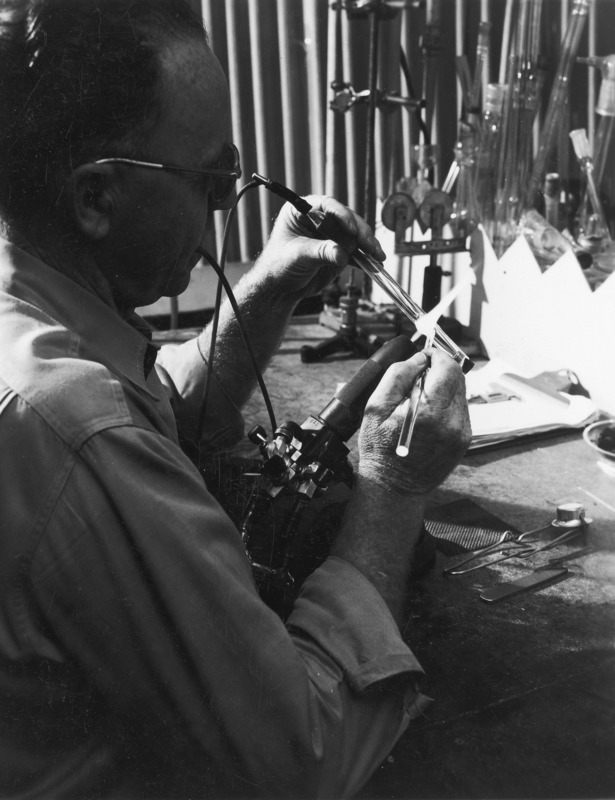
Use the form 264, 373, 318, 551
444, 503, 591, 576
443, 529, 525, 574
443, 528, 539, 575
241, 335, 418, 591
479, 568, 570, 603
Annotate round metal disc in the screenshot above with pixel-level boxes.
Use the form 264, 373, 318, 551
418, 189, 454, 229
381, 192, 416, 232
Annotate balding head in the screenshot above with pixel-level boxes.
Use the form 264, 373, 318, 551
0, 0, 211, 229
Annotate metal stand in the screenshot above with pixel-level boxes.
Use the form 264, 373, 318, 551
300, 288, 383, 362
381, 188, 469, 312
303, 0, 423, 362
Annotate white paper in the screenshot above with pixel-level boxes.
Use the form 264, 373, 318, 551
466, 359, 598, 450
478, 232, 615, 415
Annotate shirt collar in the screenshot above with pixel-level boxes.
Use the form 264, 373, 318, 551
0, 238, 160, 393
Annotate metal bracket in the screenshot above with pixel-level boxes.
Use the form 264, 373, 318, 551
381, 190, 468, 258
330, 81, 424, 114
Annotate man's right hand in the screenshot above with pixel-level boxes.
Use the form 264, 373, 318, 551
358, 349, 472, 496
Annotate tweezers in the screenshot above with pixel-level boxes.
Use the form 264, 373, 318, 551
443, 524, 584, 576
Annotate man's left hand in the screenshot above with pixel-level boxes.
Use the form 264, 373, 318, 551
252, 195, 386, 300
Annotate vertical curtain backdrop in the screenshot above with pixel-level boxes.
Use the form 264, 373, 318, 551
180, 0, 612, 296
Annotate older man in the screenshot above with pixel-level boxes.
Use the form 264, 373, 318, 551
0, 1, 470, 797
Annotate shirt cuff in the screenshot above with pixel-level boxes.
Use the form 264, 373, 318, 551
287, 556, 425, 696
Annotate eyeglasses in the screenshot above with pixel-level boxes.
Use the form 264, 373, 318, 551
93, 143, 242, 208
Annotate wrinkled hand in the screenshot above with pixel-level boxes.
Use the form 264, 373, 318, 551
358, 349, 472, 496
253, 195, 386, 300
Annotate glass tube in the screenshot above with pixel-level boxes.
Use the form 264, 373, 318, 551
577, 56, 615, 238
350, 250, 474, 374
303, 208, 474, 373
471, 22, 491, 109
475, 83, 507, 240
526, 0, 590, 208
493, 0, 540, 255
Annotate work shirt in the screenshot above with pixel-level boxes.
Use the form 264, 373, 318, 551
0, 239, 427, 799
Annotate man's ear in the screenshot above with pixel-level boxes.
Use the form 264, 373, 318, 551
70, 164, 117, 240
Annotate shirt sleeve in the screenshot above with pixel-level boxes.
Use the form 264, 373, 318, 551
30, 423, 427, 798
156, 335, 245, 452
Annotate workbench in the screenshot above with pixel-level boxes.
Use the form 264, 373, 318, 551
234, 317, 615, 800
